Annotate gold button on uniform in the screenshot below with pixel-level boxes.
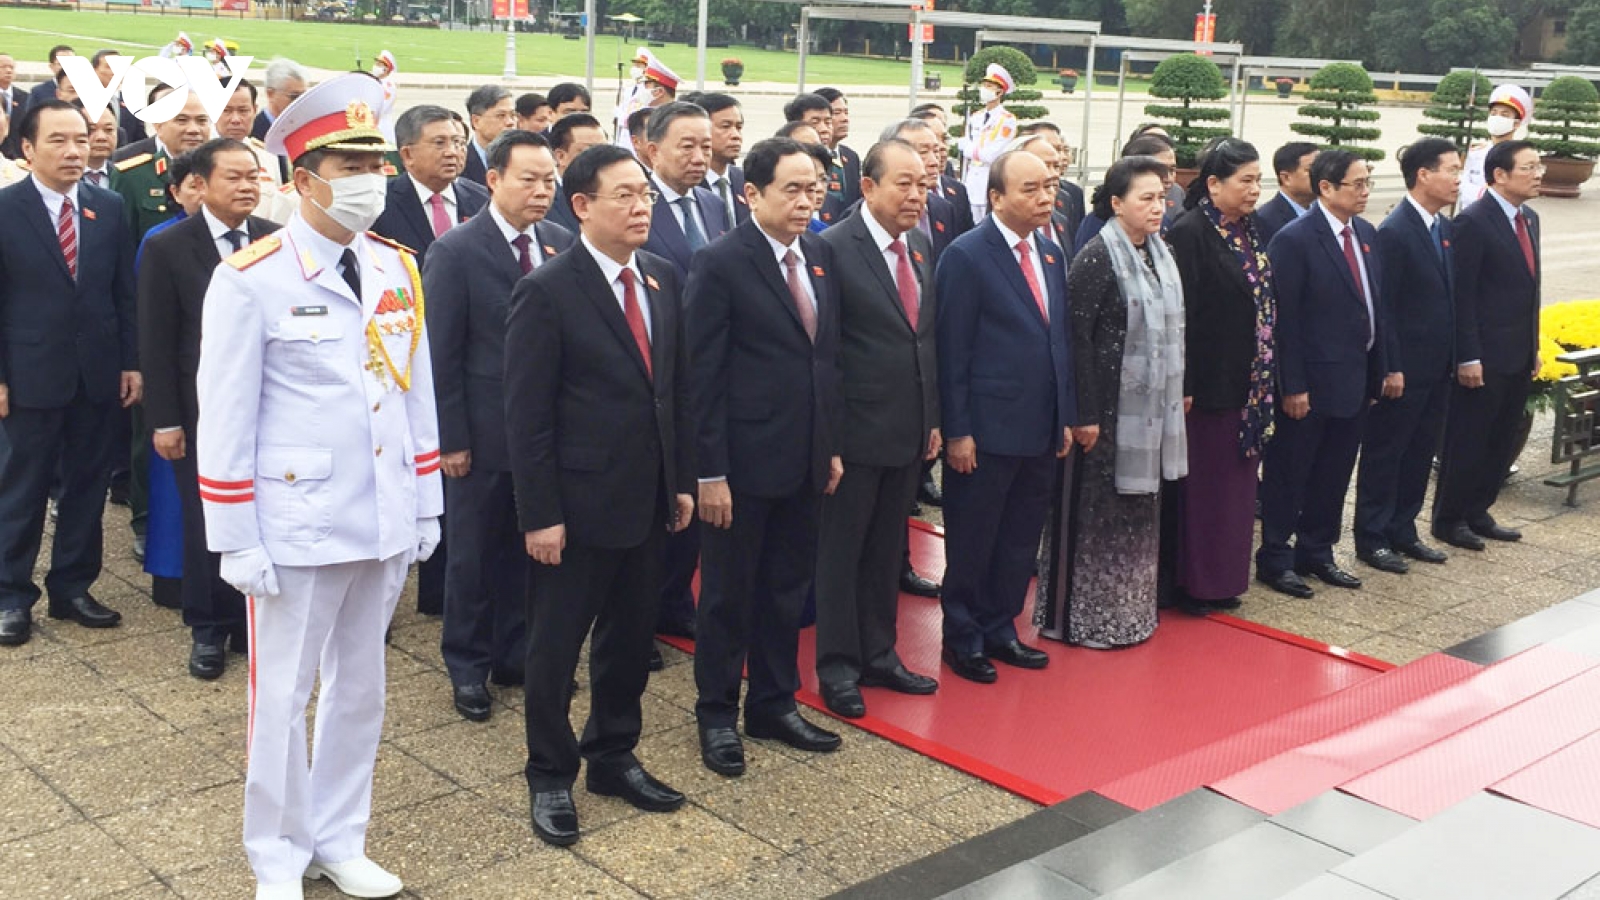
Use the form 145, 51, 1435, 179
375, 447, 383, 457
285, 472, 297, 483
372, 403, 381, 412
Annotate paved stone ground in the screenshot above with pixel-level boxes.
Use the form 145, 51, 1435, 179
5, 93, 1600, 900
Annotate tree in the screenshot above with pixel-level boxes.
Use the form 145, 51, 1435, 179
950, 47, 1048, 138
1276, 0, 1377, 62
1421, 0, 1515, 70
1564, 0, 1600, 65
1291, 62, 1385, 161
1371, 0, 1434, 72
1142, 53, 1232, 167
1418, 70, 1495, 151
1124, 0, 1193, 39
1529, 75, 1600, 159
1218, 0, 1284, 55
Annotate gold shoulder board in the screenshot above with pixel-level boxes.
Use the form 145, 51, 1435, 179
114, 153, 153, 172
225, 234, 283, 270
365, 232, 415, 255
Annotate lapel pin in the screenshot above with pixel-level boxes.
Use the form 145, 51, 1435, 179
543, 244, 556, 255
1045, 254, 1056, 264
935, 221, 946, 232
1363, 243, 1371, 254
812, 265, 825, 277
1442, 239, 1451, 248
912, 250, 925, 264
83, 208, 97, 221
645, 274, 661, 291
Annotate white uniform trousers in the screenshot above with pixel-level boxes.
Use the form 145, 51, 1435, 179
243, 553, 410, 885
963, 163, 991, 224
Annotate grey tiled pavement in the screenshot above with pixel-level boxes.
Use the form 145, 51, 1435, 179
6, 165, 1600, 900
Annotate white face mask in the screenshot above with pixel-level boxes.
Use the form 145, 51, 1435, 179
979, 86, 999, 104
308, 171, 387, 234
1486, 114, 1517, 137
631, 65, 645, 81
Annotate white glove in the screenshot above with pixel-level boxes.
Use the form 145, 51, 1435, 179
220, 546, 280, 598
415, 517, 441, 562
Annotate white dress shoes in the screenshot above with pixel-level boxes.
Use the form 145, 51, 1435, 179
254, 881, 304, 900
305, 857, 404, 898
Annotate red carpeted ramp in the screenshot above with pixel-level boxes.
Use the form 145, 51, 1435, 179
1493, 730, 1600, 829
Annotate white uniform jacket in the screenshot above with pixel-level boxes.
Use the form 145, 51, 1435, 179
958, 104, 1018, 205
195, 212, 443, 568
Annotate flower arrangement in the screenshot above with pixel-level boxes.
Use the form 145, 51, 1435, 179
720, 57, 744, 86
1059, 68, 1079, 77
721, 57, 742, 68
1532, 298, 1600, 410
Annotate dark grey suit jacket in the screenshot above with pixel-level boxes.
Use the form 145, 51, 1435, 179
821, 206, 939, 468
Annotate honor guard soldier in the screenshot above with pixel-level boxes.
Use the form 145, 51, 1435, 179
957, 63, 1018, 222
195, 74, 442, 900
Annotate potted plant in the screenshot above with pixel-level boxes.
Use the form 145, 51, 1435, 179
1275, 77, 1295, 99
1417, 70, 1494, 153
1057, 68, 1079, 94
720, 57, 743, 86
1142, 52, 1233, 177
1290, 62, 1385, 161
949, 47, 1047, 139
1529, 75, 1600, 198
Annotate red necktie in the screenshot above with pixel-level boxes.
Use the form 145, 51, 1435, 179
889, 238, 919, 330
784, 249, 818, 342
512, 234, 533, 275
1016, 239, 1047, 323
1515, 211, 1537, 276
619, 268, 652, 378
58, 195, 78, 280
427, 192, 451, 239
1341, 226, 1373, 344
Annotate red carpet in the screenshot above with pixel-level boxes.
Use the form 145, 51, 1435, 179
1494, 730, 1600, 829
664, 523, 1387, 808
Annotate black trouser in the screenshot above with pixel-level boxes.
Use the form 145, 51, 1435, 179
1256, 406, 1366, 574
1355, 373, 1449, 553
657, 518, 699, 629
815, 459, 920, 688
522, 528, 662, 793
939, 451, 1054, 657
171, 421, 245, 644
128, 403, 149, 537
0, 389, 114, 612
1434, 370, 1533, 529
694, 483, 820, 729
416, 525, 447, 615
441, 468, 527, 687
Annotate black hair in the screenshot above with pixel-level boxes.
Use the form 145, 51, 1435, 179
89, 48, 120, 69
800, 141, 833, 174
1400, 138, 1461, 190
814, 86, 845, 104
1122, 134, 1173, 157
694, 92, 741, 116
48, 45, 73, 64
626, 106, 653, 140
165, 150, 196, 198
549, 112, 603, 152
487, 128, 551, 173
1019, 120, 1061, 136
1091, 156, 1173, 220
862, 138, 916, 182
1485, 139, 1537, 186
1129, 122, 1168, 141
1185, 137, 1260, 210
1311, 149, 1362, 199
515, 92, 549, 119
782, 92, 831, 123
645, 100, 707, 144
394, 104, 454, 148
16, 98, 82, 144
547, 82, 591, 110
909, 102, 945, 119
563, 143, 642, 200
147, 82, 176, 107
775, 119, 818, 140
190, 137, 253, 180
1272, 141, 1319, 180
232, 77, 257, 105
743, 137, 810, 191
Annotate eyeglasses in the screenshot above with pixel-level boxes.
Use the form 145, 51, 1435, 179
585, 188, 660, 206
417, 137, 468, 152
1516, 163, 1547, 175
1337, 178, 1377, 192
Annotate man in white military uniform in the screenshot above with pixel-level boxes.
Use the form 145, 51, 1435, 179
958, 63, 1019, 223
196, 74, 442, 900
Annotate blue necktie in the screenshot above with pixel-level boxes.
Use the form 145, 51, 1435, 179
677, 197, 708, 252
1430, 217, 1444, 263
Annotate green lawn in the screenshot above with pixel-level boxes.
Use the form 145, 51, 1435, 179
0, 8, 966, 85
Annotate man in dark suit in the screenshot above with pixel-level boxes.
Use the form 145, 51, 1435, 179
1257, 150, 1388, 599
425, 130, 572, 723
372, 104, 489, 268
1355, 139, 1462, 573
0, 53, 27, 158
913, 107, 977, 237
138, 138, 277, 676
936, 150, 1076, 684
253, 58, 306, 142
815, 87, 862, 210
697, 93, 748, 225
25, 46, 72, 108
506, 143, 693, 846
461, 84, 515, 186
689, 137, 845, 776
1017, 121, 1085, 241
548, 112, 607, 235
1433, 140, 1544, 551
644, 101, 730, 641
1256, 142, 1318, 245
815, 139, 941, 719
0, 101, 138, 645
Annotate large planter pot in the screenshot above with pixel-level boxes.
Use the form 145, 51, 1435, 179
924, 73, 942, 91
1057, 75, 1078, 94
1275, 82, 1293, 98
1540, 155, 1595, 198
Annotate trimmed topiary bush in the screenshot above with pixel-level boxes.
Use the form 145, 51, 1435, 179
1530, 75, 1600, 160
1291, 62, 1385, 161
1141, 53, 1232, 168
949, 46, 1047, 139
1418, 70, 1495, 152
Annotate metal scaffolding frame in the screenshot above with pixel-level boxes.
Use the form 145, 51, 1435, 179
1233, 56, 1356, 140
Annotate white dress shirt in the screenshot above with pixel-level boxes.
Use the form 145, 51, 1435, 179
410, 174, 457, 227
32, 174, 80, 233
488, 203, 542, 270
760, 226, 815, 311
992, 216, 1048, 320
654, 176, 709, 240
579, 234, 650, 340
202, 205, 253, 260
1405, 194, 1437, 233
1319, 203, 1374, 349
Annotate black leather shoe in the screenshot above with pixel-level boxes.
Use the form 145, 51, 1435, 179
820, 682, 866, 719
919, 476, 943, 507
530, 789, 579, 846
1257, 569, 1314, 599
1395, 540, 1448, 564
647, 646, 665, 672
1357, 548, 1410, 574
587, 765, 685, 813
899, 568, 942, 598
699, 726, 745, 776
942, 647, 997, 684
860, 663, 938, 695
490, 666, 525, 687
655, 616, 696, 639
985, 639, 1049, 669
189, 642, 225, 680
1470, 520, 1522, 542
0, 610, 31, 646
453, 683, 491, 722
746, 710, 842, 752
1296, 562, 1362, 589
47, 595, 121, 628
1433, 523, 1486, 551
